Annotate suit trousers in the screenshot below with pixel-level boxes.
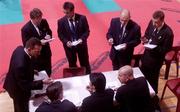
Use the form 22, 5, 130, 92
11, 94, 29, 112
64, 44, 91, 74
140, 65, 161, 93
112, 51, 131, 70
33, 55, 52, 76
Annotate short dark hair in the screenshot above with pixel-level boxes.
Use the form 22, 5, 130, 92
46, 81, 63, 102
30, 8, 43, 19
25, 38, 42, 49
89, 72, 106, 92
63, 1, 74, 11
153, 10, 165, 21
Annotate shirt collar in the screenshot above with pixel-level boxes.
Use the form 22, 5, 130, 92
68, 15, 75, 21
121, 22, 128, 29
157, 22, 164, 31
24, 48, 31, 58
31, 20, 38, 28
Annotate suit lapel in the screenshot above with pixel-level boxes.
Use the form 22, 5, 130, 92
119, 20, 130, 42
115, 19, 122, 44
154, 23, 166, 41
117, 19, 122, 35
29, 21, 41, 38
74, 14, 79, 32
157, 24, 166, 37
150, 23, 166, 45
123, 21, 131, 39
64, 18, 72, 34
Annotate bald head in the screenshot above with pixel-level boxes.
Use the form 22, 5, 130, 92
118, 65, 134, 84
120, 9, 130, 25
118, 65, 133, 76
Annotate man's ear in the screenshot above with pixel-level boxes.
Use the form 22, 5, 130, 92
26, 48, 31, 54
59, 92, 63, 100
27, 47, 31, 51
125, 76, 129, 82
92, 85, 96, 92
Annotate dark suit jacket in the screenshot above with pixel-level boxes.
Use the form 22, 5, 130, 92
107, 18, 141, 61
35, 100, 77, 112
115, 77, 154, 112
80, 89, 114, 112
57, 13, 90, 47
21, 19, 52, 57
141, 20, 174, 69
3, 46, 43, 100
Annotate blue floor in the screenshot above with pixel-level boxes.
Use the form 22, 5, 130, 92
0, 0, 23, 25
82, 0, 121, 13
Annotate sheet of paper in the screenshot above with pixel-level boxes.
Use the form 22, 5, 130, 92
114, 44, 125, 50
44, 38, 55, 43
63, 90, 81, 106
71, 40, 81, 46
106, 81, 121, 90
29, 97, 48, 112
31, 71, 49, 97
34, 71, 49, 80
144, 44, 157, 49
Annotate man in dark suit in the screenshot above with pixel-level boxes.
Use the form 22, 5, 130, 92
140, 10, 174, 93
35, 81, 77, 112
3, 38, 52, 112
57, 2, 91, 74
80, 73, 114, 112
21, 8, 52, 76
107, 9, 141, 70
115, 65, 154, 112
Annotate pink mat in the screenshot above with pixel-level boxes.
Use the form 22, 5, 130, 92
0, 0, 180, 92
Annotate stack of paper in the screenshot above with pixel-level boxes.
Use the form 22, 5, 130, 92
63, 90, 81, 106
31, 71, 49, 97
71, 40, 82, 46
144, 44, 157, 49
114, 44, 126, 50
106, 81, 121, 90
44, 38, 55, 43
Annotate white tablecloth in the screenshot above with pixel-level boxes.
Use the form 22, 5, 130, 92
29, 67, 155, 112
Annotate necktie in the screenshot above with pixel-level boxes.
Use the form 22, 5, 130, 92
153, 28, 158, 36
69, 18, 75, 32
69, 18, 77, 41
119, 24, 124, 42
35, 26, 41, 36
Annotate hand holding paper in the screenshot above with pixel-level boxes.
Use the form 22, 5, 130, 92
114, 43, 126, 50
141, 36, 148, 44
108, 38, 114, 45
32, 71, 51, 97
144, 44, 157, 49
43, 78, 53, 84
71, 39, 82, 46
66, 41, 72, 47
44, 38, 55, 43
44, 35, 51, 40
78, 39, 83, 44
41, 38, 55, 45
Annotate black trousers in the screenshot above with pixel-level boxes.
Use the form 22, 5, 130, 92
111, 52, 131, 70
64, 44, 91, 74
13, 98, 29, 112
140, 64, 162, 93
33, 55, 52, 77
9, 93, 30, 112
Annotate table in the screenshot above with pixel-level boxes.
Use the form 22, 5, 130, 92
29, 67, 155, 112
